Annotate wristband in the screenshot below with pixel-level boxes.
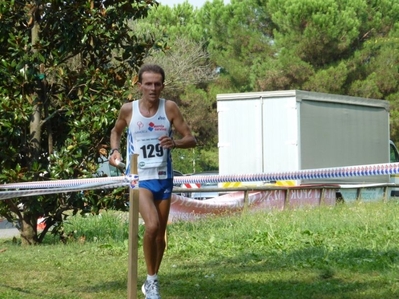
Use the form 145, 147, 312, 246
109, 148, 120, 155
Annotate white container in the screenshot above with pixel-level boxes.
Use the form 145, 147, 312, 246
217, 90, 391, 185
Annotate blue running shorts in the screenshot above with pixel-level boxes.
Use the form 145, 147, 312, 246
140, 179, 174, 200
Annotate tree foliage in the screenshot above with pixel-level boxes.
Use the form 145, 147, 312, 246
197, 0, 275, 92
0, 0, 161, 244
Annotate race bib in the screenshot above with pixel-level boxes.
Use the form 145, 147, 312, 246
136, 137, 167, 169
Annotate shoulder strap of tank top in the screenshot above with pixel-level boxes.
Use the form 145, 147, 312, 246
159, 98, 166, 114
132, 99, 138, 113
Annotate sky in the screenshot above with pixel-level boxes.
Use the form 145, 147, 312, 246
158, 0, 229, 8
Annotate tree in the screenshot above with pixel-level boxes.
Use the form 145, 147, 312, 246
262, 0, 399, 94
266, 0, 399, 137
195, 0, 276, 92
0, 0, 162, 245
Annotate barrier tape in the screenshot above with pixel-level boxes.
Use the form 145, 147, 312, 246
1, 162, 399, 201
0, 176, 130, 189
0, 175, 139, 201
173, 162, 399, 184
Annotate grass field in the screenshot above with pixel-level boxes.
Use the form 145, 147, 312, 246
1, 201, 399, 299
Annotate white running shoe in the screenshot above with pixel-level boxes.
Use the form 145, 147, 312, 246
142, 279, 161, 299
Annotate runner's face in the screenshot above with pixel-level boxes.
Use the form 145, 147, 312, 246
138, 72, 164, 101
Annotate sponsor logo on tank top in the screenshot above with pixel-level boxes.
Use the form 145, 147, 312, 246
135, 130, 148, 134
148, 122, 167, 132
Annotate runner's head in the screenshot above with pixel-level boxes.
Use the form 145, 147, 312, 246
138, 64, 165, 84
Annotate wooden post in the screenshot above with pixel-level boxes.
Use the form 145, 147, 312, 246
284, 189, 290, 210
243, 189, 249, 210
356, 187, 362, 202
383, 186, 389, 202
320, 188, 325, 206
128, 154, 139, 299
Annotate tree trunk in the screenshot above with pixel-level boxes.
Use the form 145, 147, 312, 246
23, 14, 44, 245
20, 212, 39, 246
29, 21, 42, 161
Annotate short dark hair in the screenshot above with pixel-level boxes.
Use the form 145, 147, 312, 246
138, 64, 165, 83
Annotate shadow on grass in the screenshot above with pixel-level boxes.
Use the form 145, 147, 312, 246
162, 247, 399, 299
162, 278, 390, 299
0, 284, 38, 297
80, 279, 127, 293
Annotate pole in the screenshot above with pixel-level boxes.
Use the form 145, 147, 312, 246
128, 154, 139, 299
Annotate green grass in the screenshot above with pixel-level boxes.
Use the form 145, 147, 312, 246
1, 202, 399, 298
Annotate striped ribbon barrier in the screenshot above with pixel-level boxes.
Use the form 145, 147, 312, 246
0, 175, 139, 201
1, 162, 399, 201
174, 162, 399, 184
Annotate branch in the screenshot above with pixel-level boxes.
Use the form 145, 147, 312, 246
4, 199, 22, 222
40, 107, 68, 127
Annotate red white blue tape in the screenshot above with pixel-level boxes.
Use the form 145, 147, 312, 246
0, 175, 139, 200
1, 162, 399, 200
173, 162, 399, 184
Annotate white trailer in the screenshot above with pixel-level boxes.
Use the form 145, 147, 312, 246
217, 90, 396, 188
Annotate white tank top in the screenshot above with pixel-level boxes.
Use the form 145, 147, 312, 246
125, 99, 173, 180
